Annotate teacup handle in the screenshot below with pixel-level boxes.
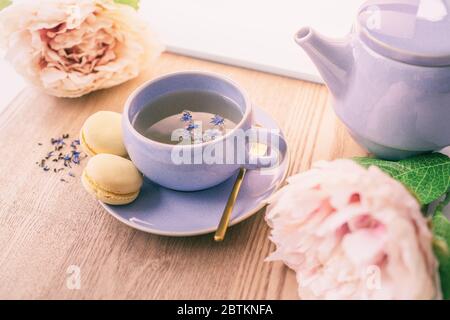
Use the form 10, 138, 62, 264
244, 126, 287, 170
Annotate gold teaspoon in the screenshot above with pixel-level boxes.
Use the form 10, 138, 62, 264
214, 142, 269, 242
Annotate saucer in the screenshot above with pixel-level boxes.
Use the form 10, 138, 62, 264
100, 107, 290, 237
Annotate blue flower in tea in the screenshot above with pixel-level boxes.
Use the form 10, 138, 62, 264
180, 111, 193, 123
186, 123, 199, 132
211, 115, 225, 126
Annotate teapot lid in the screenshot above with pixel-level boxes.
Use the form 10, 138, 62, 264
358, 0, 450, 66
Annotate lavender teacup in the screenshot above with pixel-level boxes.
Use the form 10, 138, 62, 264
122, 72, 287, 191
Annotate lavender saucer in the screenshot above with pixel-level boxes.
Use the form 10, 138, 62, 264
100, 107, 289, 237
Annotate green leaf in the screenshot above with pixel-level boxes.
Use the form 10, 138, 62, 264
354, 153, 450, 205
432, 193, 450, 299
114, 0, 140, 10
0, 0, 12, 11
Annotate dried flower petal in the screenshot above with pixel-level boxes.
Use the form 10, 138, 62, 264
186, 123, 199, 132
210, 114, 225, 126
180, 111, 193, 123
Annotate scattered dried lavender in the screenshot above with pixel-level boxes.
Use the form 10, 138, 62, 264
70, 139, 80, 149
37, 133, 87, 182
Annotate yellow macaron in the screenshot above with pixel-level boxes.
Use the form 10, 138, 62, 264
82, 154, 143, 205
80, 111, 128, 158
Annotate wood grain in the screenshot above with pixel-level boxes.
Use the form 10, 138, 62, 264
0, 53, 367, 299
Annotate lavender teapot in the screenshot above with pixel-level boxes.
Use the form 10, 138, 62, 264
296, 0, 450, 160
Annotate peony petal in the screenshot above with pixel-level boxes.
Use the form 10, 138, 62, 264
0, 0, 164, 98
40, 67, 67, 85
265, 159, 440, 300
341, 229, 386, 266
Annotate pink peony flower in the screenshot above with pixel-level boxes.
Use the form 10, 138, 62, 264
266, 159, 440, 300
0, 0, 163, 98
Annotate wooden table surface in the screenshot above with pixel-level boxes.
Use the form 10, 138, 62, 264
0, 53, 366, 299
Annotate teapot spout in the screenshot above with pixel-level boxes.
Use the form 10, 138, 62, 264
295, 27, 353, 97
